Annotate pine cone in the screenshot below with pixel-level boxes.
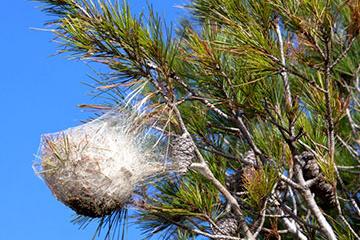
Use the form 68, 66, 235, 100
226, 171, 243, 193
171, 134, 195, 173
302, 153, 320, 179
299, 152, 336, 207
226, 151, 256, 195
212, 215, 239, 239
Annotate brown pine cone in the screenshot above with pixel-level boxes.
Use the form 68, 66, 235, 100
299, 152, 336, 207
226, 150, 256, 194
302, 154, 320, 179
171, 133, 195, 173
212, 215, 239, 239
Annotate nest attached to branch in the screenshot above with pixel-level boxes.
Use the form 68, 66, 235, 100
35, 110, 183, 218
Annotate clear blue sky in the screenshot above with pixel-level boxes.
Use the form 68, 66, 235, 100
0, 1, 183, 239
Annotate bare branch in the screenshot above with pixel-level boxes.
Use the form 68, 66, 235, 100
293, 162, 337, 240
280, 175, 305, 191
275, 19, 292, 109
324, 39, 336, 162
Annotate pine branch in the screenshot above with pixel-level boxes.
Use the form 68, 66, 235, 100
36, 1, 360, 239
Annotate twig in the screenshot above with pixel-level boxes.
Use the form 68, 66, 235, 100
199, 146, 242, 162
271, 191, 308, 240
323, 38, 336, 162
288, 185, 298, 218
303, 31, 326, 60
334, 165, 360, 217
334, 191, 360, 240
203, 214, 227, 236
337, 165, 360, 169
336, 134, 359, 159
253, 203, 267, 238
355, 64, 360, 93
281, 212, 308, 240
190, 162, 254, 240
234, 116, 264, 165
305, 176, 322, 188
178, 80, 230, 120
346, 108, 360, 134
262, 228, 289, 234
329, 37, 356, 69
253, 188, 274, 238
280, 175, 305, 191
275, 19, 292, 109
276, 195, 322, 232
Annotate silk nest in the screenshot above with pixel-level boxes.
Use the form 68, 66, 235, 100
34, 110, 187, 217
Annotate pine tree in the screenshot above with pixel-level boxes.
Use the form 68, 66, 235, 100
36, 0, 360, 239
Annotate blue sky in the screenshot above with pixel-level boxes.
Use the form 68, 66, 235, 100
0, 1, 184, 239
